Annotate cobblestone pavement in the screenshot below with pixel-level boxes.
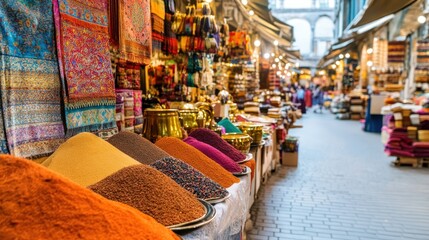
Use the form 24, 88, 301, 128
247, 112, 429, 240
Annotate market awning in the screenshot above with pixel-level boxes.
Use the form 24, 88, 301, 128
253, 14, 280, 34
255, 24, 291, 47
317, 57, 335, 69
317, 40, 357, 68
331, 39, 354, 51
388, 0, 424, 38
332, 14, 392, 51
247, 0, 272, 23
350, 0, 417, 28
278, 47, 301, 60
230, 0, 292, 48
273, 17, 293, 42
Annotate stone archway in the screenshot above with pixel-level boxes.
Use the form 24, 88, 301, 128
314, 15, 334, 56
286, 18, 312, 55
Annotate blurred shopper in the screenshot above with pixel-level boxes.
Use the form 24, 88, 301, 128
313, 85, 324, 113
297, 85, 306, 114
305, 87, 312, 108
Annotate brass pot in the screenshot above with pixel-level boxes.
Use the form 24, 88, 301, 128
178, 109, 200, 133
195, 102, 214, 128
143, 109, 183, 142
237, 122, 263, 144
221, 133, 253, 154
229, 102, 238, 122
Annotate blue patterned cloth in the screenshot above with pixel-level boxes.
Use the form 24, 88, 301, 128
0, 0, 65, 157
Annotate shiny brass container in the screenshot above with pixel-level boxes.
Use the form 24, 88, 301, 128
195, 102, 214, 128
237, 122, 263, 144
229, 102, 238, 122
221, 133, 253, 154
143, 109, 183, 142
178, 109, 200, 133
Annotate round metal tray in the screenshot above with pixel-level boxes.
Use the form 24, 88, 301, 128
170, 199, 217, 231
167, 199, 208, 228
232, 166, 252, 176
237, 153, 253, 164
206, 191, 231, 205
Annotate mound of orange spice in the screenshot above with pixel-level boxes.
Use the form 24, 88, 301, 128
0, 154, 179, 240
155, 137, 239, 188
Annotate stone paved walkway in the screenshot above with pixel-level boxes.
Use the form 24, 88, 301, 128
247, 112, 429, 240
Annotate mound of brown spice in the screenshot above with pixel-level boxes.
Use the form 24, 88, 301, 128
89, 164, 205, 226
107, 131, 170, 165
0, 154, 180, 240
155, 137, 240, 188
107, 132, 228, 200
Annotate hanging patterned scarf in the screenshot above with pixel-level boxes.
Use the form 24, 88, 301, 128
0, 1, 66, 158
151, 0, 165, 54
109, 0, 120, 46
163, 13, 178, 55
118, 0, 152, 64
53, 0, 117, 137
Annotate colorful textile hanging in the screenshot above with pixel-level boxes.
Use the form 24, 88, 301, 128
53, 0, 117, 136
151, 0, 165, 54
115, 89, 134, 132
133, 90, 143, 134
116, 61, 142, 89
0, 0, 66, 157
119, 0, 152, 64
109, 0, 120, 45
163, 13, 178, 55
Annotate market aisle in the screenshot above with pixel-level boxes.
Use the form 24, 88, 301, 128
248, 111, 429, 240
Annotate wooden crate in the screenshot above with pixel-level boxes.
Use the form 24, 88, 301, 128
393, 157, 422, 168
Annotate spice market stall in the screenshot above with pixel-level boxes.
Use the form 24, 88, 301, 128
0, 0, 298, 238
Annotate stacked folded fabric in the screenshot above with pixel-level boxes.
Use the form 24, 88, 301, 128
244, 102, 260, 115
268, 108, 282, 119
407, 126, 418, 140
385, 128, 414, 157
413, 142, 429, 157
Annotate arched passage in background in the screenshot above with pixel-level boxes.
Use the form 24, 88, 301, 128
282, 0, 312, 8
286, 18, 312, 55
314, 16, 334, 56
315, 16, 334, 38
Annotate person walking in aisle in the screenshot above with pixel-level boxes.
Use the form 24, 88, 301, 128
296, 85, 306, 114
313, 85, 324, 113
305, 86, 312, 109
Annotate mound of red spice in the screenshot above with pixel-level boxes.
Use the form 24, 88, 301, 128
189, 128, 246, 162
184, 137, 242, 173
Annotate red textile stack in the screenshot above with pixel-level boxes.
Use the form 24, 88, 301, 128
385, 128, 414, 157
413, 142, 429, 157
